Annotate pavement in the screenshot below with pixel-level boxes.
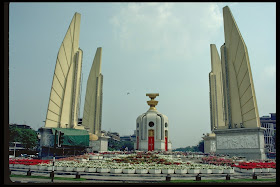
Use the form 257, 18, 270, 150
8, 168, 276, 184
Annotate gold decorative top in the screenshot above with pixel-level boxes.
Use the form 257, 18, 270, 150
146, 93, 159, 110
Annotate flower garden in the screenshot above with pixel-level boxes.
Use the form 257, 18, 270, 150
201, 155, 276, 173
9, 151, 276, 174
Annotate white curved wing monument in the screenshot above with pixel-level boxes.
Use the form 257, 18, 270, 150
82, 47, 103, 137
44, 12, 83, 129
209, 44, 225, 131
208, 6, 266, 159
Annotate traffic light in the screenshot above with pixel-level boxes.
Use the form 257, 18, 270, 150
57, 131, 64, 147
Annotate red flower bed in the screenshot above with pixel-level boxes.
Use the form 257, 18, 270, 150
235, 161, 276, 169
9, 158, 50, 165
202, 156, 234, 166
202, 156, 276, 169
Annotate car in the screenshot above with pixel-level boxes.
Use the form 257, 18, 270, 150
29, 155, 38, 158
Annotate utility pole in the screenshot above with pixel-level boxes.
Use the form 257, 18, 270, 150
51, 130, 57, 183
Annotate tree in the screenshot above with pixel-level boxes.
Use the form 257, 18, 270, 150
108, 138, 134, 151
21, 128, 38, 149
9, 126, 38, 150
173, 140, 204, 153
108, 138, 123, 151
120, 141, 134, 151
197, 140, 204, 153
173, 145, 198, 152
9, 126, 22, 142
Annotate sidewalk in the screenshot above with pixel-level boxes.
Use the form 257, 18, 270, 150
9, 176, 276, 184
9, 169, 276, 184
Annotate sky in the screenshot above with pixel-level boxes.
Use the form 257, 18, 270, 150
9, 2, 276, 149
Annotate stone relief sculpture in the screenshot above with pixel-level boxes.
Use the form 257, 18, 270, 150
217, 134, 258, 149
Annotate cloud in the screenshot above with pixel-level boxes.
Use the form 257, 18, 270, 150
256, 64, 276, 83
263, 65, 276, 79
110, 3, 223, 62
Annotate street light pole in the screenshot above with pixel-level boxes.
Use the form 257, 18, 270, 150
51, 130, 57, 183
13, 142, 17, 158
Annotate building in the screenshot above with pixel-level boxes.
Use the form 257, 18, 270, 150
131, 132, 136, 142
110, 132, 121, 141
9, 142, 26, 157
135, 93, 171, 151
44, 12, 84, 130
208, 6, 266, 160
38, 127, 89, 158
9, 123, 32, 129
260, 113, 276, 153
120, 135, 133, 142
106, 132, 120, 141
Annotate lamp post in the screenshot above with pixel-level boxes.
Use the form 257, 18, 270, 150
13, 142, 17, 158
166, 174, 171, 181
196, 174, 201, 181
51, 130, 58, 182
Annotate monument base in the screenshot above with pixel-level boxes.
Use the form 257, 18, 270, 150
89, 136, 109, 152
213, 127, 266, 160
134, 140, 172, 151
203, 133, 216, 153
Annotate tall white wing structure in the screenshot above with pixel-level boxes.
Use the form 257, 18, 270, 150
45, 13, 83, 129
207, 6, 265, 160
209, 44, 226, 130
221, 6, 260, 128
82, 47, 103, 136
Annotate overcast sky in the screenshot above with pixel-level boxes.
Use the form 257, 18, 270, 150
9, 2, 276, 148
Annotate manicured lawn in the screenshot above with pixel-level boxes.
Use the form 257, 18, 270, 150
10, 174, 87, 181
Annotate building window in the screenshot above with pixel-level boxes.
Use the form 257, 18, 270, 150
165, 130, 168, 137
137, 123, 139, 128
149, 121, 154, 127
165, 123, 168, 128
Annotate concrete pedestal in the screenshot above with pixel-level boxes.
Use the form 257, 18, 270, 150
203, 133, 216, 153
90, 136, 109, 152
213, 128, 266, 160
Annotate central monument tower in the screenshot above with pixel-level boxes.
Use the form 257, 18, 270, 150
135, 93, 171, 151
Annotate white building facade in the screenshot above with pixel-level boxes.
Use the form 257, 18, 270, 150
134, 93, 171, 151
